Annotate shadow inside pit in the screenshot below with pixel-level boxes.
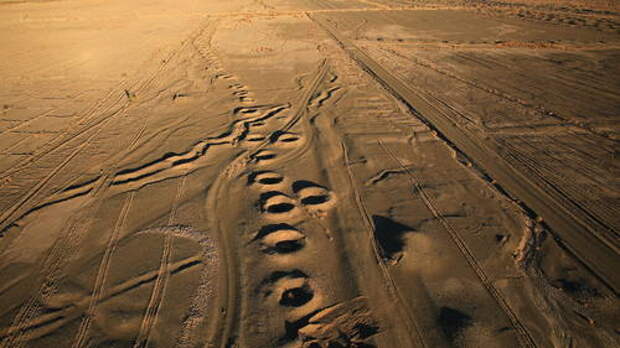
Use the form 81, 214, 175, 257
438, 306, 473, 343
372, 215, 413, 261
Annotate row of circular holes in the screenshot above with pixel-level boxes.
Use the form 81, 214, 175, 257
251, 177, 326, 309
241, 102, 331, 313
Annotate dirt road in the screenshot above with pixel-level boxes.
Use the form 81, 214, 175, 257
0, 0, 618, 347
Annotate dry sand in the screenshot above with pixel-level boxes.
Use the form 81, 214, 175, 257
0, 0, 618, 347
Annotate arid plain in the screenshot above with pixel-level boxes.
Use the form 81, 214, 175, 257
0, 0, 619, 347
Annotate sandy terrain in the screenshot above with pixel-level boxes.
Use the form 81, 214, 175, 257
0, 0, 618, 347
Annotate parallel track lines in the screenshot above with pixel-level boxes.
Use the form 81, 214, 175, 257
133, 176, 187, 348
200, 5, 470, 18
71, 191, 135, 348
205, 155, 244, 348
0, 89, 126, 181
340, 141, 424, 348
0, 139, 88, 232
309, 13, 620, 293
0, 255, 202, 342
204, 61, 330, 348
3, 111, 169, 347
0, 204, 100, 348
0, 22, 208, 235
378, 140, 536, 348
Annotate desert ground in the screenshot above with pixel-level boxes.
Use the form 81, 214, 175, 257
0, 0, 619, 347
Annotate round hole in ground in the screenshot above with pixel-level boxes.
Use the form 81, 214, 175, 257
279, 285, 313, 307
259, 177, 283, 185
246, 135, 265, 142
280, 136, 300, 143
266, 203, 295, 214
255, 153, 276, 161
301, 195, 330, 206
250, 171, 284, 186
272, 240, 304, 253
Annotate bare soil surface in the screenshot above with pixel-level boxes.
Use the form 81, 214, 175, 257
0, 0, 618, 347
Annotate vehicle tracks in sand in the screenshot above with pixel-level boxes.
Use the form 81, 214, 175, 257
0, 131, 157, 347
245, 140, 375, 348
70, 192, 135, 348
198, 5, 476, 19
203, 63, 328, 348
0, 254, 204, 345
0, 183, 121, 348
338, 140, 425, 348
132, 177, 186, 348
0, 97, 289, 239
202, 60, 382, 347
244, 71, 385, 347
304, 31, 553, 346
1, 23, 258, 348
378, 140, 536, 348
0, 22, 220, 235
309, 12, 620, 296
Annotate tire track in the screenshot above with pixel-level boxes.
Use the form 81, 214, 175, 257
133, 176, 186, 348
0, 22, 211, 233
0, 154, 131, 347
0, 195, 107, 348
339, 140, 424, 348
308, 12, 620, 294
378, 139, 536, 348
204, 154, 245, 348
199, 5, 471, 18
1, 45, 321, 236
0, 96, 155, 244
0, 138, 89, 234
71, 191, 135, 348
308, 63, 525, 346
203, 62, 332, 348
380, 46, 617, 142
237, 71, 380, 347
0, 87, 126, 182
0, 96, 78, 135
0, 255, 203, 343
